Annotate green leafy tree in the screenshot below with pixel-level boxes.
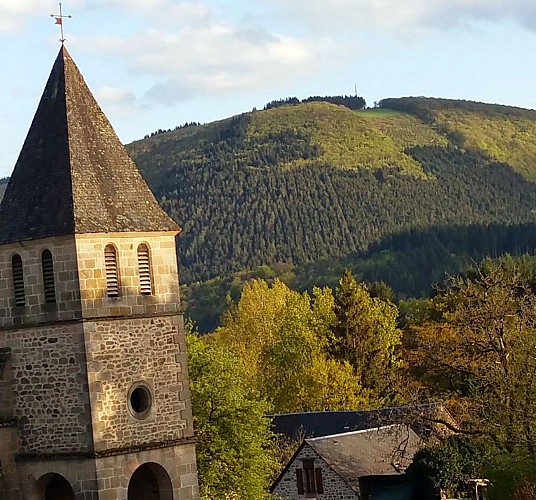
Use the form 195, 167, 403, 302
331, 270, 402, 402
187, 333, 278, 499
408, 435, 486, 497
214, 279, 370, 413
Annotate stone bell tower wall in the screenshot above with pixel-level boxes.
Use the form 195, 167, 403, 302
1, 321, 93, 455
74, 232, 181, 319
0, 236, 82, 329
84, 314, 193, 453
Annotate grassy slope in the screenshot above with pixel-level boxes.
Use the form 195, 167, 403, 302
433, 109, 536, 181
129, 102, 453, 185
247, 103, 447, 176
131, 99, 536, 185
378, 97, 536, 181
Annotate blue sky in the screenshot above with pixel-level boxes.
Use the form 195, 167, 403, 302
1, 0, 536, 177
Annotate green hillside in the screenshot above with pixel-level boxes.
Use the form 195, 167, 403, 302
379, 97, 536, 180
127, 97, 536, 288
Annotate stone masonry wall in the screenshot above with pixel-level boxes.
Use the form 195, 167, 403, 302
95, 443, 199, 500
15, 455, 99, 500
2, 322, 93, 455
0, 236, 82, 328
0, 354, 13, 423
273, 444, 358, 500
13, 443, 198, 500
75, 232, 181, 319
85, 314, 193, 452
0, 425, 21, 500
0, 231, 181, 329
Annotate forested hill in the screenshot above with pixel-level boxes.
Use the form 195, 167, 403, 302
127, 97, 536, 285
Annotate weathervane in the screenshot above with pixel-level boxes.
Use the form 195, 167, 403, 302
50, 3, 72, 44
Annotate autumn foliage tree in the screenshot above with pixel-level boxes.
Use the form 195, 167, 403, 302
409, 262, 536, 460
212, 278, 371, 413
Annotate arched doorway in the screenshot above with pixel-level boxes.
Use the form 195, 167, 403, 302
36, 473, 75, 500
128, 462, 173, 500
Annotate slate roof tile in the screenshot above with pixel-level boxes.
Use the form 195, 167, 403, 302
0, 46, 178, 245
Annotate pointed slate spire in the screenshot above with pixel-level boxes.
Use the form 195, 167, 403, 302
0, 46, 178, 245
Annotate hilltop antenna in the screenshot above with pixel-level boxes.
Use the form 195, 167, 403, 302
50, 3, 72, 44
355, 83, 358, 97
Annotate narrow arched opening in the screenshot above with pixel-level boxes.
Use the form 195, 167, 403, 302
36, 473, 75, 500
11, 253, 25, 307
128, 462, 173, 500
104, 244, 120, 297
42, 249, 56, 303
137, 243, 152, 295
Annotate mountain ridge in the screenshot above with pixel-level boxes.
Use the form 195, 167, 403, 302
125, 96, 536, 285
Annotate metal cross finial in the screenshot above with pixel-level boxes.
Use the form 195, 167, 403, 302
50, 3, 72, 44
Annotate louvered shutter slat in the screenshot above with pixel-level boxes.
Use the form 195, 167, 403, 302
137, 244, 152, 295
42, 250, 56, 304
104, 245, 119, 297
12, 255, 25, 307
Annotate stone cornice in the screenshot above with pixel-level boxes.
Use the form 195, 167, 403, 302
16, 435, 196, 462
0, 310, 183, 333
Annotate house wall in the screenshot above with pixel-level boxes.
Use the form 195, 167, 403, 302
272, 443, 358, 500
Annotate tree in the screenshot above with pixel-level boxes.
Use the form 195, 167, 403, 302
331, 270, 402, 402
410, 262, 536, 458
186, 333, 278, 499
408, 435, 486, 497
213, 279, 371, 413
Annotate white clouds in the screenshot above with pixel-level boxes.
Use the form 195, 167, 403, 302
82, 8, 335, 106
94, 85, 138, 118
141, 26, 330, 103
272, 0, 536, 33
0, 0, 43, 33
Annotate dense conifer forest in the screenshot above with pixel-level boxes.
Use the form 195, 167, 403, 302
127, 97, 536, 304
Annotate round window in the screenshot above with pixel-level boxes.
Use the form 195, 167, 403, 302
128, 383, 153, 419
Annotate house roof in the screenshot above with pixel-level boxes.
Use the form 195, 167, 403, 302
0, 46, 178, 245
270, 403, 447, 441
307, 425, 422, 492
270, 424, 423, 494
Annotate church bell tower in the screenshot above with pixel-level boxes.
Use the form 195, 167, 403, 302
0, 46, 199, 500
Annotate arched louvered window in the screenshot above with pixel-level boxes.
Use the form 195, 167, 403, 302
41, 249, 56, 304
11, 254, 25, 307
137, 243, 152, 295
104, 244, 120, 297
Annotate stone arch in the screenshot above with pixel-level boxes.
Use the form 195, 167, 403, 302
35, 473, 75, 500
128, 462, 173, 500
